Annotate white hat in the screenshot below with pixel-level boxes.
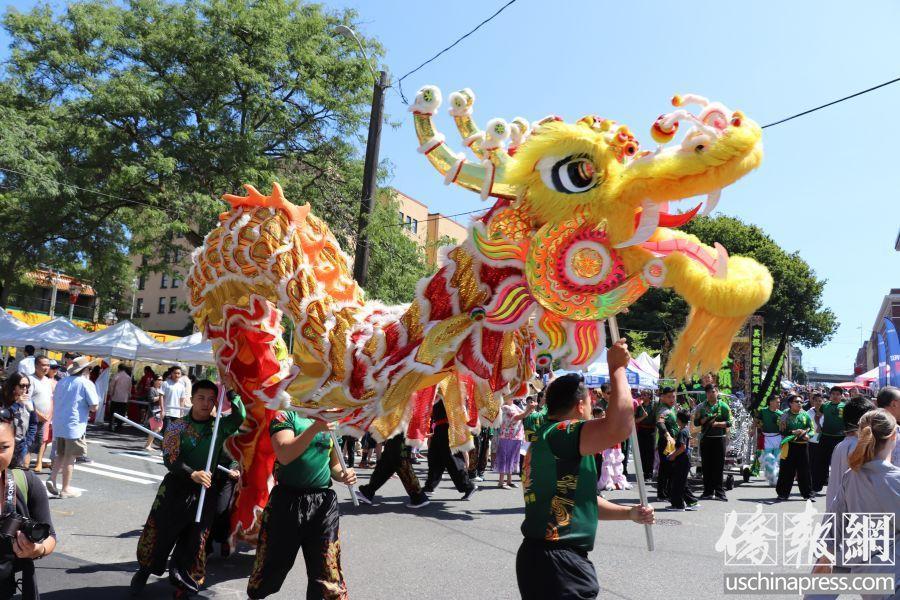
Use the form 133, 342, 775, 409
68, 356, 100, 375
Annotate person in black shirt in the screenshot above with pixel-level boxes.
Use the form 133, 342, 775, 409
0, 407, 56, 600
422, 398, 477, 500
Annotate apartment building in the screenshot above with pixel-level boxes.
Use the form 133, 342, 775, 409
389, 189, 469, 267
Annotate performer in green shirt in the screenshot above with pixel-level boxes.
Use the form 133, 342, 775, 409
812, 386, 846, 493
693, 384, 733, 501
755, 396, 784, 486
517, 340, 654, 600
247, 411, 357, 599
776, 394, 814, 501
132, 378, 246, 598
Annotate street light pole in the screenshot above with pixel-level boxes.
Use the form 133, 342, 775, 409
335, 25, 388, 289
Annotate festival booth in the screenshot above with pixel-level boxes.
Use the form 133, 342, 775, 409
54, 320, 168, 421
0, 311, 31, 347
10, 317, 87, 350
135, 332, 215, 366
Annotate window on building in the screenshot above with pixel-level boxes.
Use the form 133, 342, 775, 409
169, 296, 178, 313
158, 297, 166, 314
172, 277, 181, 288
136, 298, 144, 315
399, 211, 404, 224
412, 219, 418, 234
137, 274, 146, 291
172, 248, 181, 263
160, 273, 168, 288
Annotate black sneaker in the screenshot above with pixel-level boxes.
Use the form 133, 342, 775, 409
76, 456, 92, 464
685, 504, 700, 511
699, 494, 714, 500
355, 488, 375, 505
666, 505, 685, 512
406, 496, 430, 509
461, 486, 478, 501
130, 569, 150, 596
715, 493, 728, 502
803, 496, 816, 502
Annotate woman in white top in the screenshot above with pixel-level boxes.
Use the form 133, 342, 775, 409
812, 409, 899, 600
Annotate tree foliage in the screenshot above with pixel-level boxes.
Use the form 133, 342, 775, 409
364, 195, 438, 305
0, 0, 382, 312
618, 215, 838, 351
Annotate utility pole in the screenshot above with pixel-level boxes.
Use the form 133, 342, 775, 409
352, 70, 388, 288
336, 25, 388, 289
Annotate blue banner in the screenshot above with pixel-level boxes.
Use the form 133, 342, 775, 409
884, 318, 900, 387
877, 332, 888, 389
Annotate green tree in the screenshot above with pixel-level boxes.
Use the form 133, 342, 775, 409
619, 215, 838, 350
364, 195, 438, 305
0, 0, 382, 310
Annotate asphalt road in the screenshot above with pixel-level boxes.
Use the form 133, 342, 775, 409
29, 425, 830, 599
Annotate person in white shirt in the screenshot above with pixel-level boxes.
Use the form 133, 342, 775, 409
14, 345, 36, 377
28, 355, 54, 472
876, 386, 900, 466
107, 364, 133, 432
160, 367, 187, 430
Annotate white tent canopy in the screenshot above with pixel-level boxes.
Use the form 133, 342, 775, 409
53, 320, 165, 360
136, 332, 214, 366
14, 317, 87, 349
635, 352, 660, 378
0, 311, 31, 347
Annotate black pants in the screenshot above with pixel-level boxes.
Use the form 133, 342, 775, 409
247, 486, 345, 600
668, 456, 697, 509
656, 443, 672, 499
621, 438, 630, 475
467, 428, 492, 478
699, 436, 726, 496
516, 539, 599, 600
341, 436, 357, 469
776, 442, 812, 499
424, 425, 473, 493
359, 435, 427, 503
136, 472, 217, 594
811, 435, 843, 492
210, 472, 238, 545
636, 428, 655, 479
109, 401, 128, 431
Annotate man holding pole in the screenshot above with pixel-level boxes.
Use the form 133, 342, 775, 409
247, 411, 357, 599
517, 339, 654, 600
131, 378, 246, 598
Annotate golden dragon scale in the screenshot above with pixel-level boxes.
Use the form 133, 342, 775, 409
188, 86, 772, 543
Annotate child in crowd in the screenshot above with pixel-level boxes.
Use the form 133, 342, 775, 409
496, 395, 533, 489
666, 410, 699, 511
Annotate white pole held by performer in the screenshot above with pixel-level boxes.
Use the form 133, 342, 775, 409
330, 429, 360, 507
195, 383, 226, 524
112, 413, 232, 475
608, 316, 655, 552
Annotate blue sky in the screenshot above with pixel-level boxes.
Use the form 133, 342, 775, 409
3, 1, 899, 373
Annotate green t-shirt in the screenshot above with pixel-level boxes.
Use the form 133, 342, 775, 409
163, 396, 246, 476
781, 410, 813, 438
269, 411, 333, 490
693, 400, 733, 438
757, 407, 783, 434
656, 405, 679, 442
522, 419, 598, 552
820, 402, 846, 437
637, 401, 657, 430
523, 406, 548, 444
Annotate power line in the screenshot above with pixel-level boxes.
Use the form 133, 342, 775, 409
762, 76, 900, 129
395, 0, 519, 105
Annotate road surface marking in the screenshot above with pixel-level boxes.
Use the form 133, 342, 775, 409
81, 461, 164, 481
74, 465, 155, 485
110, 451, 164, 465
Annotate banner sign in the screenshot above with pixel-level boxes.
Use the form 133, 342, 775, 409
884, 318, 900, 387
749, 323, 763, 408
877, 332, 888, 389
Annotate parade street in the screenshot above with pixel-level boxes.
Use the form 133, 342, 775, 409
32, 425, 809, 600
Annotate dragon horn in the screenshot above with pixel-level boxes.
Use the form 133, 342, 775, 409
410, 86, 516, 201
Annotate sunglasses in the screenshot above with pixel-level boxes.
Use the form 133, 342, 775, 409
16, 383, 30, 390
0, 408, 13, 422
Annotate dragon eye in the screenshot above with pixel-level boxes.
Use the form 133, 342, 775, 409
537, 155, 599, 194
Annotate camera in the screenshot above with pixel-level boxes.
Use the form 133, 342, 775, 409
0, 514, 50, 544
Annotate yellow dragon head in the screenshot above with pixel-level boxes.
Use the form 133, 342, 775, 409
411, 86, 771, 378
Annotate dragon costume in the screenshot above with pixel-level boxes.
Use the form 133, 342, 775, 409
187, 86, 772, 541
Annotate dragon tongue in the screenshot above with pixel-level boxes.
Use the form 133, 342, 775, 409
657, 202, 702, 228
